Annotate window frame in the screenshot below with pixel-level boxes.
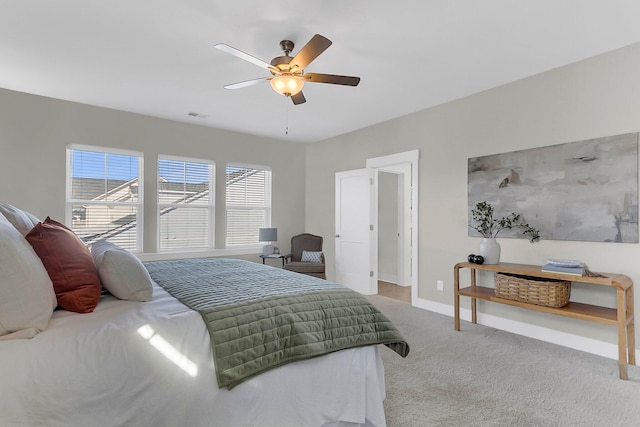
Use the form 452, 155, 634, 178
157, 154, 215, 252
65, 144, 144, 252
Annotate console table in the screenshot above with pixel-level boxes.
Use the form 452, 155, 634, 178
454, 262, 635, 380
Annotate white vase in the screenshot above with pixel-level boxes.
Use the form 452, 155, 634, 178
478, 238, 501, 264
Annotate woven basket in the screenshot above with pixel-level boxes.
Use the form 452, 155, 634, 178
494, 273, 571, 308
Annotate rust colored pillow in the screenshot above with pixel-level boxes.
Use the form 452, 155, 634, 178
26, 217, 102, 313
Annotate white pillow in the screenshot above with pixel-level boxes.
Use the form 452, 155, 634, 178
91, 240, 153, 302
0, 214, 57, 340
301, 250, 323, 263
0, 202, 40, 235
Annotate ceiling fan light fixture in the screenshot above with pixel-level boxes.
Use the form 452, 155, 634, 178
270, 74, 304, 97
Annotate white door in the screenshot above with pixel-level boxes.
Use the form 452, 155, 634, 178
335, 168, 376, 295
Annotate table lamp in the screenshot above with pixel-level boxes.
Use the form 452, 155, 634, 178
259, 227, 277, 256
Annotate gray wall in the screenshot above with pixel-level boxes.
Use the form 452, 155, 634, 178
306, 42, 640, 349
0, 88, 306, 256
378, 171, 399, 283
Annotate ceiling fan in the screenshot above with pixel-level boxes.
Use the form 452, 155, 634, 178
214, 34, 360, 105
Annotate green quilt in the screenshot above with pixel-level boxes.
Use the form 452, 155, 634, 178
144, 258, 409, 389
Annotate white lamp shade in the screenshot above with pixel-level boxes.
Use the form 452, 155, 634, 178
259, 227, 277, 242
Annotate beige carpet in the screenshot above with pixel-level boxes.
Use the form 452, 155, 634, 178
368, 294, 640, 427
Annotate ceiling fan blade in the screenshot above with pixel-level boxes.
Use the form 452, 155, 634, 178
214, 43, 279, 73
289, 34, 332, 72
291, 91, 306, 105
302, 73, 360, 86
223, 77, 270, 90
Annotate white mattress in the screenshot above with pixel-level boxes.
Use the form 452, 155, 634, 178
0, 283, 387, 427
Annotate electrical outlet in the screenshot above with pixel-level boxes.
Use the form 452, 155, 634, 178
437, 280, 444, 291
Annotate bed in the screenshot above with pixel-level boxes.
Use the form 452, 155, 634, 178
0, 203, 409, 427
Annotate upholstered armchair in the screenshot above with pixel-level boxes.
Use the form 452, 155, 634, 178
284, 233, 326, 279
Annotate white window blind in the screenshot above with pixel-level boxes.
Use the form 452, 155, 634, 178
158, 157, 214, 250
225, 164, 271, 246
66, 147, 143, 251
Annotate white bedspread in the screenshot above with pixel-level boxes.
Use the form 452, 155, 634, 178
0, 283, 387, 427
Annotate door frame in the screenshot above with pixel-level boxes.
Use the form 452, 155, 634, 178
366, 150, 419, 302
377, 165, 411, 287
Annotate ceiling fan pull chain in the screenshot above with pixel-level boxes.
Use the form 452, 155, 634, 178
285, 103, 289, 135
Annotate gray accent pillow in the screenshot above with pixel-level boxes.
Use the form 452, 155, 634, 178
301, 250, 323, 263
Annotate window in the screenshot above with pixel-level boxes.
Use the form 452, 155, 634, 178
66, 146, 143, 251
158, 156, 214, 250
225, 164, 272, 246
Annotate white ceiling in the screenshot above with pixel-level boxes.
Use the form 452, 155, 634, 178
2, 1, 640, 143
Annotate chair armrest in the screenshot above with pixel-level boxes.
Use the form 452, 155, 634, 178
284, 253, 293, 262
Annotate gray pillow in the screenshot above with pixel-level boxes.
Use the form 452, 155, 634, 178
301, 250, 323, 263
91, 240, 153, 302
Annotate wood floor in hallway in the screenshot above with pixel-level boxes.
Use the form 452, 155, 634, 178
377, 280, 411, 303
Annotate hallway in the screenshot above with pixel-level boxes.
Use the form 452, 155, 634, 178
377, 281, 411, 303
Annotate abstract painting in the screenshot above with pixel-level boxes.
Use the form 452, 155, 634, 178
468, 133, 638, 243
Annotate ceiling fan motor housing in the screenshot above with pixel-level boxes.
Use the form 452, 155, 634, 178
270, 55, 293, 73
270, 40, 296, 73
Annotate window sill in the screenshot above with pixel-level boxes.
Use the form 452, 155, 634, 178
136, 247, 262, 262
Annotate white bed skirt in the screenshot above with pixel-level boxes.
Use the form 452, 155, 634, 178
0, 284, 388, 426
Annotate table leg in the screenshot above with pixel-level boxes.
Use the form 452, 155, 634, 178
617, 288, 629, 380
627, 286, 636, 366
471, 269, 477, 324
454, 266, 460, 331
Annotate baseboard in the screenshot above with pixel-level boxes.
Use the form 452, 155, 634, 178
412, 296, 639, 362
378, 274, 398, 284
